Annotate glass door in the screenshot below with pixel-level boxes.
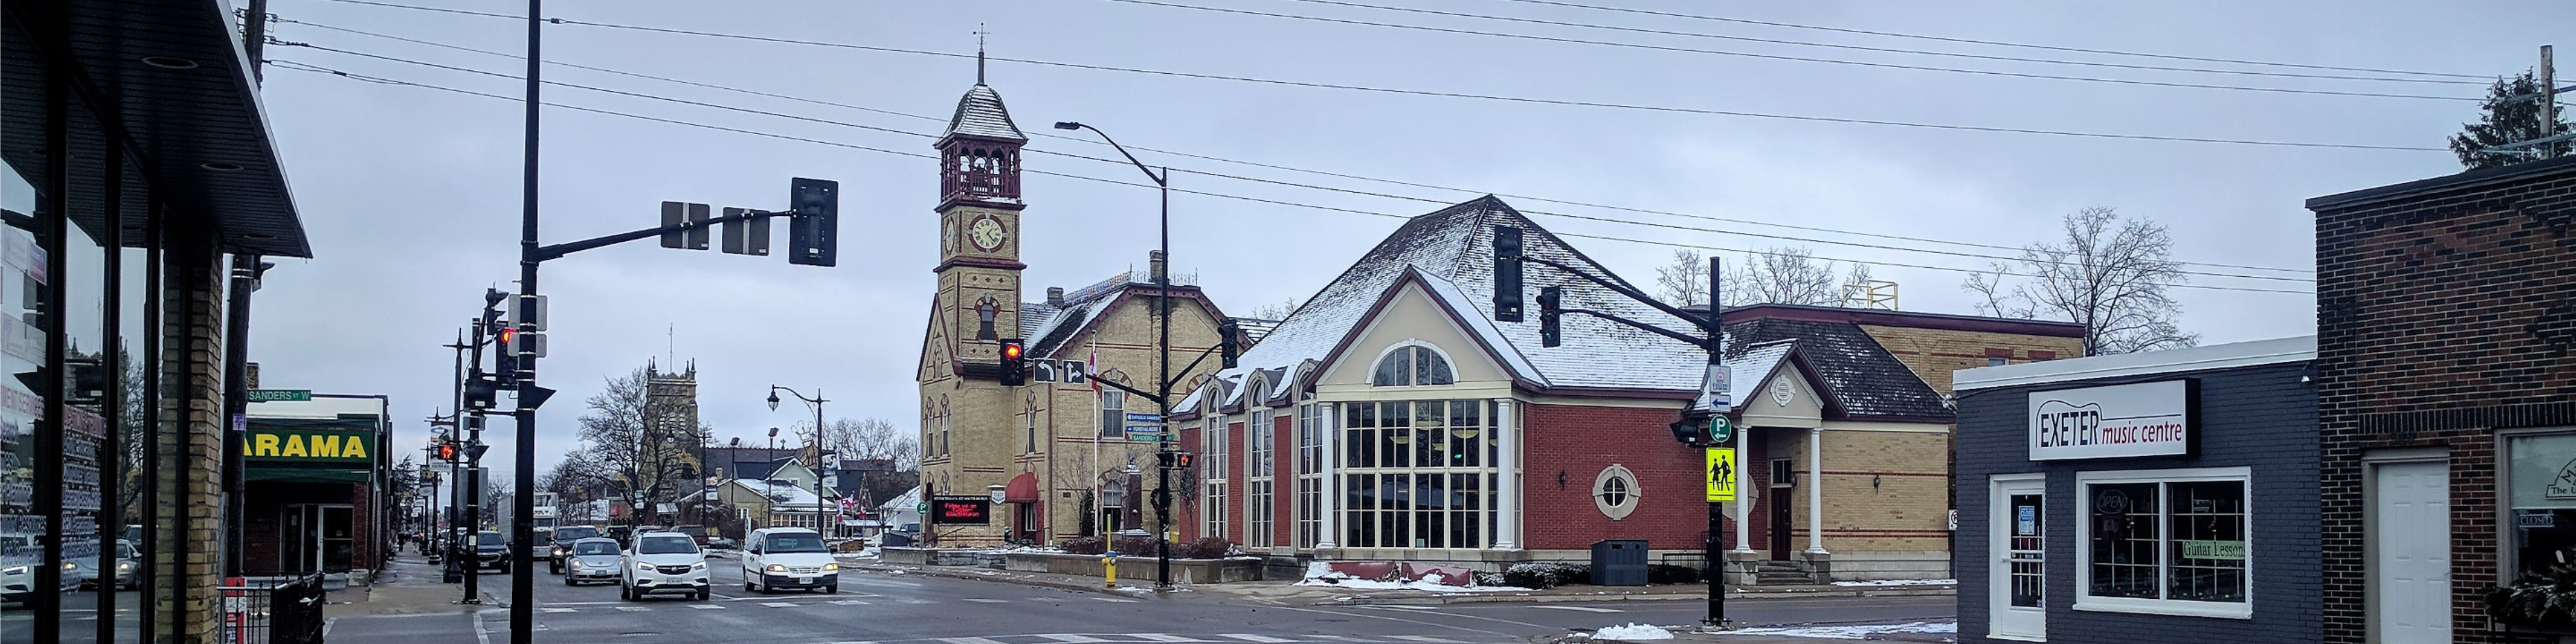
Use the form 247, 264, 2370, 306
1990, 477, 2047, 641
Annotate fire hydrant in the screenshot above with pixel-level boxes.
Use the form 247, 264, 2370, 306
1103, 554, 1118, 587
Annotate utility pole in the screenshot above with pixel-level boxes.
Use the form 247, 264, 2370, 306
2545, 45, 2559, 159
511, 2, 543, 640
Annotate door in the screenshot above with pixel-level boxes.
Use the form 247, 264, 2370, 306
2374, 461, 2450, 643
1989, 477, 2045, 642
1769, 459, 1795, 559
320, 506, 355, 573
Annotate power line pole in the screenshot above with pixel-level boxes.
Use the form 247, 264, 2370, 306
511, 1, 543, 639
2545, 45, 2558, 159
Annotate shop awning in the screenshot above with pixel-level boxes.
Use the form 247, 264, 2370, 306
1005, 472, 1039, 503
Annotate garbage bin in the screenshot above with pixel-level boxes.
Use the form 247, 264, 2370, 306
881, 531, 915, 548
1590, 539, 1648, 586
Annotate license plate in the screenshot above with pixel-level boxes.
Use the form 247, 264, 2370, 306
796, 576, 813, 584
666, 576, 686, 584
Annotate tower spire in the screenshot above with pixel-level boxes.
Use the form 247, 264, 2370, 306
975, 24, 988, 84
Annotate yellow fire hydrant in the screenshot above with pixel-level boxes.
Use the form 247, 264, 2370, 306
1103, 554, 1118, 587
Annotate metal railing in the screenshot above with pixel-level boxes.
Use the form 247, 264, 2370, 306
217, 574, 327, 644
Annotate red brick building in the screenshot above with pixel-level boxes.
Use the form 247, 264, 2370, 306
2309, 156, 2576, 643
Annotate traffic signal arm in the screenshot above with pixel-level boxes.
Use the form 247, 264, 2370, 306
534, 209, 788, 263
1557, 306, 1712, 347
1516, 254, 1721, 336
1087, 373, 1166, 407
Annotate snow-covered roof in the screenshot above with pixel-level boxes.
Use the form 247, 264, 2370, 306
1224, 196, 1705, 397
734, 480, 829, 509
1702, 338, 1797, 413
878, 487, 922, 511
940, 84, 1025, 142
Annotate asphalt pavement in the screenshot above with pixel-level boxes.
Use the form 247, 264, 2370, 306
321, 552, 1954, 644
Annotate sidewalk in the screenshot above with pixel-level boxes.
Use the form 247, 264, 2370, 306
835, 556, 1953, 606
1540, 622, 1957, 644
330, 548, 503, 615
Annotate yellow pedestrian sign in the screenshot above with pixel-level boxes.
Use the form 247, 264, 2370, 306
1706, 448, 1737, 502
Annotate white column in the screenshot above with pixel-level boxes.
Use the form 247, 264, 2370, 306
1731, 427, 1753, 555
1805, 426, 1829, 555
1493, 398, 1520, 550
1316, 402, 1340, 549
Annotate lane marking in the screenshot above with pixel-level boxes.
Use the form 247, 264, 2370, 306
762, 602, 802, 607
1259, 606, 1520, 638
830, 600, 874, 606
1036, 635, 1112, 643
963, 598, 1011, 604
690, 604, 727, 610
614, 606, 650, 612
1530, 606, 1623, 613
1391, 636, 1466, 643
1134, 635, 1211, 643
472, 608, 495, 644
941, 638, 1009, 644
540, 608, 576, 614
1218, 635, 1298, 643
1089, 598, 1140, 603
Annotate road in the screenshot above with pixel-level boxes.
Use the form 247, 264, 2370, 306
16, 585, 144, 644
323, 554, 1953, 644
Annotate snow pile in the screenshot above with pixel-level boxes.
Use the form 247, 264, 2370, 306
1723, 621, 1955, 640
1828, 578, 1956, 587
1592, 624, 1674, 641
1293, 562, 1533, 593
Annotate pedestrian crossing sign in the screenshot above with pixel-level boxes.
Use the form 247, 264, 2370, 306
1706, 448, 1737, 502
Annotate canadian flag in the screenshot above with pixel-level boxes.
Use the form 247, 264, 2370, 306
1089, 351, 1101, 392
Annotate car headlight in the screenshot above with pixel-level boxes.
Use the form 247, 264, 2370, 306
690, 562, 706, 571
2, 565, 25, 575
635, 562, 654, 571
766, 564, 786, 572
116, 562, 133, 572
552, 547, 565, 556
823, 563, 838, 572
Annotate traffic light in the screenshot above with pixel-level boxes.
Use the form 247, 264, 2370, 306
463, 375, 498, 410
998, 339, 1028, 386
1493, 226, 1523, 322
1538, 286, 1563, 347
1159, 451, 1195, 470
1669, 416, 1711, 446
1217, 319, 1241, 369
787, 177, 839, 267
435, 440, 459, 462
492, 327, 519, 382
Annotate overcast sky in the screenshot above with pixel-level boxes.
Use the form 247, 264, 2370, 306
248, 0, 2571, 480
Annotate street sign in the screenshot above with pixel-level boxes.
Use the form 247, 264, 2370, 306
1123, 412, 1164, 441
247, 389, 311, 403
1705, 448, 1737, 502
1710, 416, 1734, 444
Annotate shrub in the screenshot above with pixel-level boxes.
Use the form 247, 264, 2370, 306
1177, 537, 1234, 559
1503, 563, 1591, 589
2486, 563, 2576, 625
1111, 533, 1162, 557
1060, 536, 1108, 555
1471, 571, 1509, 587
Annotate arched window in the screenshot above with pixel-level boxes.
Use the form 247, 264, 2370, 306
1371, 344, 1455, 386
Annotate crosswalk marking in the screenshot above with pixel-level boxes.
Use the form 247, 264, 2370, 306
1218, 635, 1298, 643
941, 638, 1009, 644
1390, 637, 1466, 643
831, 600, 873, 606
963, 598, 1011, 604
1035, 635, 1112, 643
690, 604, 726, 610
1306, 635, 1367, 642
1531, 606, 1622, 613
1133, 635, 1210, 643
540, 608, 575, 613
761, 602, 802, 607
614, 606, 649, 612
1089, 598, 1140, 603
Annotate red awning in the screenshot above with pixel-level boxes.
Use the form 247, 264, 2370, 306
1005, 472, 1041, 504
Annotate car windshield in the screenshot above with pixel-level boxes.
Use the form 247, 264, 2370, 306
636, 536, 697, 555
764, 533, 827, 553
117, 542, 136, 560
554, 527, 598, 541
572, 541, 618, 556
476, 531, 504, 546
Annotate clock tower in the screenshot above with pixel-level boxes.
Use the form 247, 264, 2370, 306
928, 79, 1028, 380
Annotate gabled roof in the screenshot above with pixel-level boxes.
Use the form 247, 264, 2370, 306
1723, 317, 1951, 420
1225, 196, 1706, 397
940, 84, 1026, 143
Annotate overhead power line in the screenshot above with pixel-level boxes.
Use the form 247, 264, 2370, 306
299, 0, 2449, 152
1259, 0, 2480, 85
273, 33, 2316, 282
1492, 0, 2488, 80
263, 58, 2314, 295
1092, 0, 2477, 101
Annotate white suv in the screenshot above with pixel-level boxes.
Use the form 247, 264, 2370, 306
741, 527, 839, 594
619, 532, 709, 601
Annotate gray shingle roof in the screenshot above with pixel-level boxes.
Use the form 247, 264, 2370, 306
1723, 317, 1952, 420
941, 84, 1026, 142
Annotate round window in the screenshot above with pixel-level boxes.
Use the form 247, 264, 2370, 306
1593, 465, 1641, 520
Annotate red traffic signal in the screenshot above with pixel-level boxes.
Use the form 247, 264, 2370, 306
436, 442, 459, 461
998, 339, 1028, 386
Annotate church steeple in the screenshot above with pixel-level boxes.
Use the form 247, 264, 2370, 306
937, 78, 1026, 211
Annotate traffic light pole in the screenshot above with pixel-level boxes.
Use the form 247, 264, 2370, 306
512, 2, 542, 640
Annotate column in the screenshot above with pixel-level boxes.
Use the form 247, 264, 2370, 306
1805, 427, 1829, 555
1492, 398, 1520, 550
1731, 426, 1753, 555
1315, 402, 1339, 550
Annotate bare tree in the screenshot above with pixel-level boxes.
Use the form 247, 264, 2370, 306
1244, 299, 1302, 321
567, 366, 699, 520
1962, 207, 2198, 354
1654, 248, 1709, 307
1727, 246, 1847, 306
811, 417, 920, 506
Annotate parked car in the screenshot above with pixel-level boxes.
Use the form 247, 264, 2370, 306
470, 531, 511, 573
559, 537, 623, 587
669, 524, 716, 547
741, 527, 838, 594
605, 525, 634, 544
72, 540, 138, 591
618, 532, 708, 601
1, 535, 81, 604
548, 526, 602, 574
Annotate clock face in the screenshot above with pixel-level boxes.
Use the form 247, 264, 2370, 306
968, 216, 1007, 252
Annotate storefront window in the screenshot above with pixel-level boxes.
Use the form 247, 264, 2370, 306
1339, 400, 1495, 549
1245, 409, 1273, 548
2506, 433, 2576, 577
0, 157, 38, 644
2078, 468, 2252, 617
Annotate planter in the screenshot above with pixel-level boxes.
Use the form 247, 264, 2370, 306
881, 547, 935, 565
2491, 618, 2576, 638
1001, 551, 1265, 583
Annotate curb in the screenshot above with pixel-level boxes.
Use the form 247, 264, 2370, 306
840, 563, 1164, 598
1321, 587, 1955, 606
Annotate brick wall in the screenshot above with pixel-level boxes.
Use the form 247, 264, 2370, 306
2311, 159, 2576, 644
1857, 325, 2087, 395
1521, 403, 1708, 551
155, 232, 226, 644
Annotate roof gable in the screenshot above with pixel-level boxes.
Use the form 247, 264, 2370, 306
1725, 318, 1951, 421
940, 84, 1026, 142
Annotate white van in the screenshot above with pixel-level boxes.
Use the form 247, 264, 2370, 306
741, 527, 838, 594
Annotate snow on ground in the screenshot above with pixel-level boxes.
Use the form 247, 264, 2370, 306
1721, 621, 1956, 640
1292, 562, 1534, 593
1827, 578, 1956, 587
1592, 624, 1675, 641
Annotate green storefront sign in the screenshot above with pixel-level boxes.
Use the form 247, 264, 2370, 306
243, 417, 380, 483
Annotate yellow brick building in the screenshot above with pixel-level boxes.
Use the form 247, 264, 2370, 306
914, 78, 1237, 546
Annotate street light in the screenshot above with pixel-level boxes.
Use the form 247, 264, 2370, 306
769, 385, 829, 537
1056, 120, 1176, 591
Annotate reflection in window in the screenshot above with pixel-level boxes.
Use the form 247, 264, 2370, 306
1370, 345, 1454, 387
2083, 476, 2248, 606
2508, 433, 2576, 578
1339, 400, 1494, 549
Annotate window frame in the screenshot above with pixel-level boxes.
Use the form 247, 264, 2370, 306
1337, 399, 1497, 550
1246, 408, 1276, 548
1295, 400, 1323, 548
2071, 466, 2255, 619
2496, 427, 2576, 580
1098, 390, 1125, 438
1368, 342, 1458, 388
